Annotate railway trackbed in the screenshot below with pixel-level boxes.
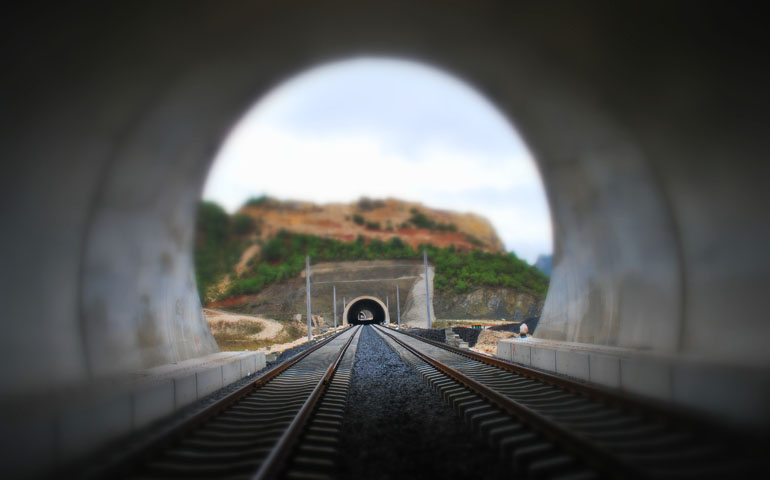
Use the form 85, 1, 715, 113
92, 326, 361, 480
84, 323, 766, 479
372, 324, 768, 479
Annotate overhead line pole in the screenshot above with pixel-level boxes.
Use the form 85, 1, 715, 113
386, 296, 389, 324
396, 284, 401, 329
333, 285, 337, 330
424, 249, 432, 329
306, 255, 312, 341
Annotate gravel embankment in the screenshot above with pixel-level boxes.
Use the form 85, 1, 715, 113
338, 326, 502, 480
407, 327, 446, 343
452, 327, 482, 347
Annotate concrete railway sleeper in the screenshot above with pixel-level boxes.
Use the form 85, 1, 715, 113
94, 326, 361, 480
372, 325, 766, 479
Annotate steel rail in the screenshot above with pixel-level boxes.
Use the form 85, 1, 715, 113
374, 325, 646, 479
96, 327, 350, 478
253, 325, 360, 480
388, 326, 738, 437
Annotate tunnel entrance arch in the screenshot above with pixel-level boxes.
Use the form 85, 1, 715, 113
343, 296, 390, 326
3, 13, 770, 474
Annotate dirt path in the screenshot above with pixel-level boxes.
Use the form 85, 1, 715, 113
203, 308, 283, 340
261, 326, 346, 354
234, 244, 260, 275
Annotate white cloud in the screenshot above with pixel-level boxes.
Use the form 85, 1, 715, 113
204, 125, 552, 262
202, 58, 553, 263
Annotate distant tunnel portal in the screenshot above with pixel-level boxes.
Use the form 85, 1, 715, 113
345, 297, 388, 325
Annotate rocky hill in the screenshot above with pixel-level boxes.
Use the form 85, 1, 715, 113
195, 197, 548, 328
238, 196, 504, 254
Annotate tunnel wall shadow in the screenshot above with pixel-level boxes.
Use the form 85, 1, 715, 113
1, 2, 769, 475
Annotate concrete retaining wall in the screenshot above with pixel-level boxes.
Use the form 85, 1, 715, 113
498, 338, 770, 426
0, 351, 265, 478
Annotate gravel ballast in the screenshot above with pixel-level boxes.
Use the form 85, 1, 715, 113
452, 327, 482, 347
407, 327, 446, 343
338, 326, 502, 479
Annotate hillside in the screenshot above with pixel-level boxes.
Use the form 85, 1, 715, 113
239, 196, 504, 253
194, 197, 548, 310
212, 260, 545, 329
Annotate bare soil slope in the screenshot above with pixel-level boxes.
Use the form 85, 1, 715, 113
239, 197, 505, 253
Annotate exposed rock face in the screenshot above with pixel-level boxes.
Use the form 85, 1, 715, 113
433, 287, 543, 322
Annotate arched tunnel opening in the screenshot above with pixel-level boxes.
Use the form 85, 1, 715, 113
2, 5, 770, 477
346, 297, 388, 325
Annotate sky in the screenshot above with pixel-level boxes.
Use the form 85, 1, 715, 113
203, 57, 552, 263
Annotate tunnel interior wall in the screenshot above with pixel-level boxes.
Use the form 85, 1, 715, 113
1, 5, 769, 471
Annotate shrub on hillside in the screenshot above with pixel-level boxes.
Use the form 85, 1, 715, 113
194, 201, 249, 301
357, 197, 385, 211
197, 201, 229, 245
408, 210, 436, 230
225, 231, 548, 298
232, 213, 257, 235
244, 195, 271, 207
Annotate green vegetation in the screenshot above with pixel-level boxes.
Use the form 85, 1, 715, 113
195, 201, 548, 303
244, 195, 272, 207
226, 230, 548, 298
232, 213, 258, 235
407, 208, 457, 232
194, 202, 250, 300
464, 234, 484, 247
408, 209, 434, 229
211, 318, 307, 351
356, 197, 385, 211
428, 246, 548, 295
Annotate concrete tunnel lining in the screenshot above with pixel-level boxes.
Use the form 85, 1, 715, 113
343, 296, 390, 325
0, 1, 768, 443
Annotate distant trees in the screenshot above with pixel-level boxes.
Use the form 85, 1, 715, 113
356, 197, 386, 211
194, 202, 549, 303
351, 214, 381, 230
244, 195, 271, 207
421, 244, 548, 295
197, 202, 229, 245
406, 208, 457, 233
232, 213, 257, 235
195, 202, 250, 301
226, 230, 549, 298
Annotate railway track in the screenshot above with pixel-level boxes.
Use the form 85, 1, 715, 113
97, 325, 361, 480
372, 324, 766, 479
87, 322, 766, 480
